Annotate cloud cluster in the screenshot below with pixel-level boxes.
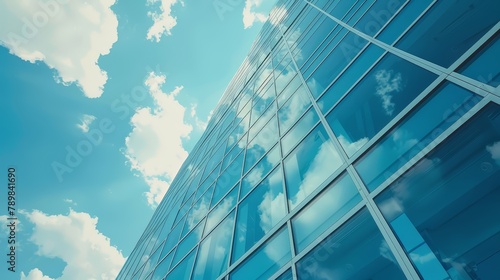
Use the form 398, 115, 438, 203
146, 0, 184, 42
124, 72, 192, 207
0, 0, 118, 98
243, 0, 268, 29
20, 209, 125, 280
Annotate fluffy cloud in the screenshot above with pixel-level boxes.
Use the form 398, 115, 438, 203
0, 0, 118, 98
21, 268, 54, 280
124, 72, 192, 207
76, 114, 96, 133
375, 69, 403, 116
146, 0, 184, 42
243, 0, 268, 29
21, 209, 125, 280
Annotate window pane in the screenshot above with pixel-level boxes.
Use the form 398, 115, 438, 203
296, 208, 406, 280
212, 152, 243, 207
376, 0, 434, 45
245, 116, 279, 172
326, 53, 437, 157
278, 85, 312, 133
306, 31, 369, 98
375, 103, 500, 280
281, 107, 320, 156
356, 82, 481, 191
241, 144, 281, 198
230, 227, 292, 280
274, 268, 293, 280
459, 34, 500, 87
165, 247, 196, 280
284, 124, 343, 210
192, 211, 235, 280
395, 0, 499, 67
152, 250, 173, 280
292, 173, 361, 252
317, 44, 385, 114
172, 220, 203, 266
205, 187, 238, 236
233, 167, 287, 263
351, 0, 404, 37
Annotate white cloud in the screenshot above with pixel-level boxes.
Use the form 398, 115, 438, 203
63, 198, 77, 206
374, 69, 403, 116
124, 72, 192, 207
21, 209, 125, 280
338, 135, 369, 156
190, 104, 211, 131
486, 141, 500, 165
243, 0, 268, 29
146, 0, 184, 42
0, 0, 118, 98
76, 114, 96, 133
21, 268, 54, 280
289, 141, 343, 210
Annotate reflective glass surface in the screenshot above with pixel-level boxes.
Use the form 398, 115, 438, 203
241, 144, 280, 198
296, 209, 406, 280
376, 103, 500, 280
292, 173, 361, 252
192, 211, 235, 280
395, 0, 499, 67
118, 1, 500, 279
165, 247, 196, 280
230, 227, 292, 280
284, 124, 343, 210
233, 167, 286, 263
281, 107, 320, 156
356, 82, 481, 191
459, 34, 500, 87
326, 53, 437, 157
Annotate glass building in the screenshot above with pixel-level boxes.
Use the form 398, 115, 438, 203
117, 0, 500, 279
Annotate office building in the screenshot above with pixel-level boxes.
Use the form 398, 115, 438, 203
118, 0, 500, 279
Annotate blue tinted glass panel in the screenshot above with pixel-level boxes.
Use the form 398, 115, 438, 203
459, 35, 500, 87
395, 0, 499, 67
230, 227, 292, 280
152, 250, 174, 280
318, 44, 385, 114
376, 0, 433, 45
165, 248, 196, 280
351, 0, 404, 37
306, 31, 369, 98
281, 107, 320, 156
162, 214, 186, 257
192, 211, 235, 280
205, 187, 238, 236
278, 86, 312, 134
276, 74, 302, 106
292, 173, 361, 252
233, 167, 286, 263
284, 124, 343, 210
275, 268, 293, 280
356, 82, 481, 191
212, 152, 243, 206
241, 144, 280, 198
375, 103, 500, 280
245, 116, 279, 172
326, 53, 437, 157
172, 220, 203, 266
296, 208, 406, 280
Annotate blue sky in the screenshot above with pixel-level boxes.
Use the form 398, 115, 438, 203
0, 0, 277, 279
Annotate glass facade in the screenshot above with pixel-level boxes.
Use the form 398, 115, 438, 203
117, 1, 500, 279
